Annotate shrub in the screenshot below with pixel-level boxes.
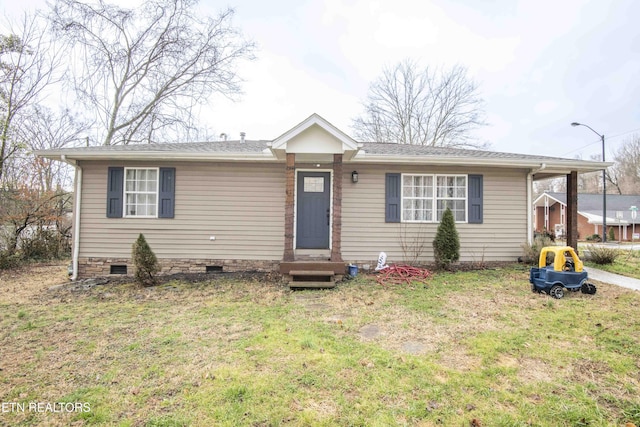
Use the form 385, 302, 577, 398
585, 234, 602, 242
586, 244, 620, 265
534, 229, 555, 242
132, 234, 159, 287
432, 208, 459, 270
0, 251, 22, 270
521, 234, 555, 264
608, 227, 616, 242
20, 228, 71, 261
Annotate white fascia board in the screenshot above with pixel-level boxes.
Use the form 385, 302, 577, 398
36, 150, 278, 162
349, 153, 610, 173
532, 192, 565, 206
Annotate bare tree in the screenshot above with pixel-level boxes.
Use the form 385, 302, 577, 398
0, 13, 62, 184
352, 59, 486, 148
13, 106, 85, 190
49, 0, 256, 146
610, 134, 640, 194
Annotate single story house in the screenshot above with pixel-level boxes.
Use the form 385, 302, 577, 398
37, 114, 607, 281
534, 191, 640, 241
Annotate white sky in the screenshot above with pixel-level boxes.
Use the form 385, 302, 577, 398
3, 0, 640, 158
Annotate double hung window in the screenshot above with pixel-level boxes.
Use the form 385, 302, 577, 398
125, 168, 158, 217
402, 174, 467, 222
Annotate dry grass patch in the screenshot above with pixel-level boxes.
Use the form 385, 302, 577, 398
1, 263, 640, 426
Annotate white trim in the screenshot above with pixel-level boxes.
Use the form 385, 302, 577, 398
527, 164, 546, 245
400, 173, 468, 223
294, 168, 333, 250
123, 167, 160, 218
72, 165, 82, 281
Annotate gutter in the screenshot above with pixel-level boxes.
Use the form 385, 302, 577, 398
527, 163, 546, 245
61, 154, 82, 281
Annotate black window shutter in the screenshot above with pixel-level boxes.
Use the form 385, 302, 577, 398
158, 167, 176, 218
106, 167, 124, 218
385, 173, 401, 223
468, 174, 483, 224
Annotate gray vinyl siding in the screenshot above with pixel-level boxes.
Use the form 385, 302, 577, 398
78, 161, 285, 260
341, 164, 528, 264
78, 160, 528, 264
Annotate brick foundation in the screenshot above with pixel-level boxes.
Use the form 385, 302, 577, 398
76, 257, 279, 279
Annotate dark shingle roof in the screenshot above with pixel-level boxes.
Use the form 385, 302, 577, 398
58, 140, 270, 153
544, 191, 640, 223
359, 142, 572, 162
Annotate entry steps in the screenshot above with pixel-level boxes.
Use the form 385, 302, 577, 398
280, 262, 346, 289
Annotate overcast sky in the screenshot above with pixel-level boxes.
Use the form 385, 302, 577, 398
3, 0, 640, 158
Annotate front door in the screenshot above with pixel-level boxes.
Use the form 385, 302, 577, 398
296, 171, 331, 249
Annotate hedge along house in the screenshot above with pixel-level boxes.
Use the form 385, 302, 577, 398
37, 114, 607, 283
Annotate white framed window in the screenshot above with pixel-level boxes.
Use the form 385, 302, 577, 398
124, 168, 158, 217
402, 174, 467, 222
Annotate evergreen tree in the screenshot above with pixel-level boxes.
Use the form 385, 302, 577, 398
132, 234, 159, 286
433, 207, 460, 270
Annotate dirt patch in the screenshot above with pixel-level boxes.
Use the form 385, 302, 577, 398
359, 324, 383, 340
0, 261, 69, 304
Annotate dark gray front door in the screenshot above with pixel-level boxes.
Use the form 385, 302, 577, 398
296, 171, 331, 249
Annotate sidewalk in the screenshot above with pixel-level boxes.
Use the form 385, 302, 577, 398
584, 267, 640, 291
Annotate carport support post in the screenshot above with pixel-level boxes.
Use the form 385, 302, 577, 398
566, 171, 578, 250
283, 153, 295, 261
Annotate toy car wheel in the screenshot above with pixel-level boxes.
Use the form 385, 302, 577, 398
581, 283, 597, 295
549, 285, 564, 299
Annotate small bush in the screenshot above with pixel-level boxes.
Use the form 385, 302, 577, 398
432, 208, 460, 270
585, 234, 602, 242
21, 229, 71, 261
534, 229, 555, 242
586, 244, 620, 265
521, 235, 555, 264
132, 234, 159, 287
608, 227, 616, 242
0, 251, 22, 270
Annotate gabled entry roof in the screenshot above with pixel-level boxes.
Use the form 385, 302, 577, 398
270, 113, 360, 152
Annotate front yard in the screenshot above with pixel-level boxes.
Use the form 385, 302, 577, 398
1, 263, 639, 426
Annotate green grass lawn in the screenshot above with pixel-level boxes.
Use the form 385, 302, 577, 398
1, 264, 639, 426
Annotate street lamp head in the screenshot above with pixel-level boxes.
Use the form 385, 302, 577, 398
571, 122, 581, 127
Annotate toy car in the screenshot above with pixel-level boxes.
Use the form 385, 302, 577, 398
529, 246, 597, 299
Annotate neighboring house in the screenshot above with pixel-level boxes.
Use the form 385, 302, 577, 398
534, 191, 640, 241
37, 114, 606, 280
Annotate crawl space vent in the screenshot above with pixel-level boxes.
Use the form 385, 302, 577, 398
110, 265, 128, 275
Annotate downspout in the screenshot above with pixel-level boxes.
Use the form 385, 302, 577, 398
62, 154, 82, 281
527, 163, 546, 245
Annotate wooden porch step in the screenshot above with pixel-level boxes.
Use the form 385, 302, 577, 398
280, 261, 346, 275
289, 281, 337, 289
289, 270, 335, 277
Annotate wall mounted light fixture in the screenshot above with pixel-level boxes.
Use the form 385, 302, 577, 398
351, 171, 358, 183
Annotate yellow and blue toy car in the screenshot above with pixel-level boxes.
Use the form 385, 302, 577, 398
529, 246, 597, 299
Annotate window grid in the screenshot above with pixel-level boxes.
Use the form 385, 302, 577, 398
402, 174, 467, 223
124, 168, 158, 217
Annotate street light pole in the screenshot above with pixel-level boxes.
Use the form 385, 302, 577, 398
571, 122, 607, 242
